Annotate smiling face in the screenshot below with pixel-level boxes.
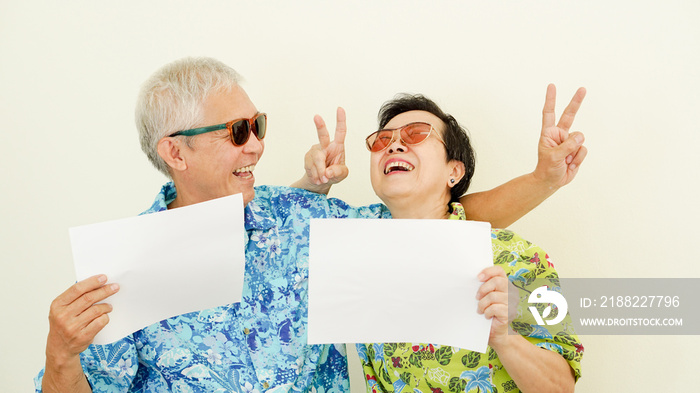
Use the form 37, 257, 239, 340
172, 85, 264, 206
369, 110, 464, 218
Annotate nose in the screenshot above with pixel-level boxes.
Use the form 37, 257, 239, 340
242, 133, 264, 155
386, 133, 406, 154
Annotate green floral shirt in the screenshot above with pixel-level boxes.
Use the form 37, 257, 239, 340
356, 203, 583, 393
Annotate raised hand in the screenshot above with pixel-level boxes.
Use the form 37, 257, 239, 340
534, 84, 588, 188
293, 107, 349, 194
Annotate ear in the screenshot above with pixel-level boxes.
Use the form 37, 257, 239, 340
447, 160, 466, 188
157, 137, 188, 173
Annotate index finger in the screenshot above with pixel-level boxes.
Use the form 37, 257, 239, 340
314, 114, 331, 149
556, 87, 587, 131
57, 274, 108, 306
476, 266, 508, 299
542, 83, 557, 131
478, 265, 506, 281
333, 107, 347, 146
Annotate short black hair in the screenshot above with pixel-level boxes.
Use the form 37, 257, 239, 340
377, 94, 476, 204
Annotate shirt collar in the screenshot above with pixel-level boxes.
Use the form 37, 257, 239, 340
141, 182, 176, 215
448, 202, 467, 221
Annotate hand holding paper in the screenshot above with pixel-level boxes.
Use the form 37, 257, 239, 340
476, 265, 511, 348
68, 193, 246, 345
46, 274, 120, 366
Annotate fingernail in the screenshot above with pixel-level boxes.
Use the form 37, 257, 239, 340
478, 273, 485, 281
110, 284, 120, 292
97, 275, 107, 283
575, 135, 584, 144
321, 176, 328, 183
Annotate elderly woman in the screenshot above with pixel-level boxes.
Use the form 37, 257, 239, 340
363, 94, 581, 393
300, 88, 584, 393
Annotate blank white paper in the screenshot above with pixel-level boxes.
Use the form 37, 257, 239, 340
69, 193, 245, 345
308, 218, 493, 353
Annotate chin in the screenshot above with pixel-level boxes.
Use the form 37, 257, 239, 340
376, 187, 410, 205
241, 187, 256, 206
371, 176, 406, 199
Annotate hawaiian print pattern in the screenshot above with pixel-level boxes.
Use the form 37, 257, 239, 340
356, 203, 583, 393
35, 183, 389, 393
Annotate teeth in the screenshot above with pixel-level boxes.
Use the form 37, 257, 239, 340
234, 165, 255, 173
384, 161, 414, 174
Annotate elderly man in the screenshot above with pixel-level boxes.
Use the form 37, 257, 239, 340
36, 57, 586, 392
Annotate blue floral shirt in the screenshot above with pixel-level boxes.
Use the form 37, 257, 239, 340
35, 183, 388, 393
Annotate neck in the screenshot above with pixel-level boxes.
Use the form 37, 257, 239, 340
167, 192, 194, 210
166, 179, 207, 209
385, 196, 452, 220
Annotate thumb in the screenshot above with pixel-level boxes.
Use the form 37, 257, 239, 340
326, 164, 349, 183
555, 132, 585, 159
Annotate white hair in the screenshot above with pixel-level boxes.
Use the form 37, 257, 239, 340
135, 57, 242, 176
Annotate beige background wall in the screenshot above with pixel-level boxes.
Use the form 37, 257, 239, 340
2, 1, 698, 391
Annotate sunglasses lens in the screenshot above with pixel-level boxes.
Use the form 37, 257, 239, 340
366, 123, 433, 152
231, 120, 250, 145
254, 114, 267, 140
368, 130, 394, 152
400, 123, 431, 144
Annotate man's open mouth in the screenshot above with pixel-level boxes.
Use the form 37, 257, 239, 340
234, 164, 255, 179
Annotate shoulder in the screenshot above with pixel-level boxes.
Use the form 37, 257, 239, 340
491, 229, 535, 256
254, 185, 326, 202
491, 228, 558, 278
249, 186, 338, 226
253, 186, 389, 219
253, 185, 330, 212
326, 198, 389, 219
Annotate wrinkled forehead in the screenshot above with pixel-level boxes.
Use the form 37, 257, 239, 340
383, 110, 445, 132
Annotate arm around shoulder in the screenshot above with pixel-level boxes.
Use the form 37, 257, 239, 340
460, 172, 559, 228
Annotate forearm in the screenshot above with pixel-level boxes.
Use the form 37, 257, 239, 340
491, 333, 574, 393
460, 173, 558, 228
42, 354, 92, 393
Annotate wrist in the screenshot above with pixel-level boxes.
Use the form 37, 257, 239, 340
291, 176, 331, 195
45, 350, 81, 375
44, 333, 82, 373
43, 355, 88, 393
529, 171, 561, 193
489, 327, 519, 353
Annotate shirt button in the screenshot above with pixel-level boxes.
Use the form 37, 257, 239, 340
244, 328, 250, 335
262, 381, 269, 389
